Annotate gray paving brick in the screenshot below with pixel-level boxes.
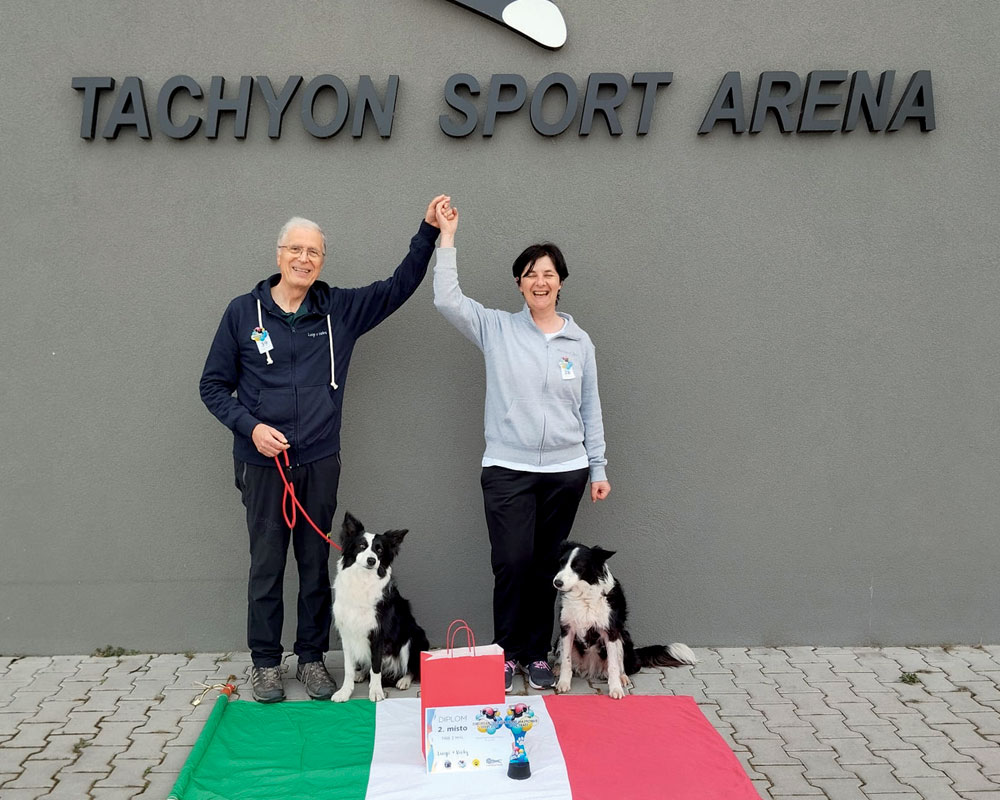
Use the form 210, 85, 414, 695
748, 739, 800, 766
131, 708, 185, 735
55, 710, 108, 735
627, 669, 670, 693
730, 662, 770, 684
2, 692, 49, 714
781, 647, 826, 664
900, 699, 966, 725
799, 712, 864, 740
700, 672, 746, 694
4, 758, 71, 788
843, 671, 896, 693
882, 647, 933, 673
803, 777, 869, 799
742, 683, 789, 704
772, 724, 834, 753
794, 749, 855, 779
61, 743, 121, 774
734, 749, 768, 780
45, 774, 102, 799
875, 747, 948, 777
150, 745, 189, 773
118, 732, 174, 761
831, 701, 890, 727
960, 747, 1000, 776
0, 747, 38, 773
857, 691, 919, 715
90, 788, 144, 799
816, 681, 870, 704
824, 653, 868, 674
716, 647, 757, 664
960, 682, 1000, 704
94, 757, 160, 788
905, 735, 975, 763
0, 711, 34, 735
748, 649, 799, 674
755, 703, 812, 728
958, 791, 1000, 800
753, 764, 823, 795
91, 721, 144, 748
0, 789, 49, 800
730, 714, 782, 741
711, 691, 760, 717
778, 692, 840, 715
774, 673, 824, 694
852, 763, 918, 793
937, 761, 1000, 792
102, 700, 154, 723
959, 713, 1000, 736
800, 662, 850, 684
824, 736, 890, 765
6, 721, 63, 748
884, 711, 949, 738
896, 775, 964, 799
134, 770, 180, 797
854, 724, 919, 751
961, 649, 1000, 672
690, 649, 729, 674
25, 733, 89, 761
48, 680, 104, 703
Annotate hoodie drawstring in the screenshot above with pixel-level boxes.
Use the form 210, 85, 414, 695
327, 314, 338, 389
255, 298, 337, 389
256, 299, 273, 365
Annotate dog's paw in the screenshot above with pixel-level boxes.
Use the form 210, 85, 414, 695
555, 677, 572, 693
331, 686, 352, 703
354, 670, 366, 683
395, 675, 412, 691
608, 683, 626, 700
369, 684, 387, 702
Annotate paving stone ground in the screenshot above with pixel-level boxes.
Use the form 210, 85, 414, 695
2, 646, 999, 799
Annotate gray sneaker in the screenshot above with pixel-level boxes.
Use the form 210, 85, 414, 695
251, 665, 285, 703
296, 660, 337, 700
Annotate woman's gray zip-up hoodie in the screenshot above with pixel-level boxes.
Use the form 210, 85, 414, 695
433, 247, 607, 482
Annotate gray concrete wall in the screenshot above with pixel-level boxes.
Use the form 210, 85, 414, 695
1, 0, 997, 654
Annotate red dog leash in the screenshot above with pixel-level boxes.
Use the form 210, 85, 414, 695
273, 450, 342, 551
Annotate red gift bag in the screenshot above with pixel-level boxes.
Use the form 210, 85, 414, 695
419, 620, 506, 756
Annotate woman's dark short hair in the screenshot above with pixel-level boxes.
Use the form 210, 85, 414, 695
512, 243, 568, 283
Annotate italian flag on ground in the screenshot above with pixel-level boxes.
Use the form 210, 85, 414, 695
169, 694, 761, 799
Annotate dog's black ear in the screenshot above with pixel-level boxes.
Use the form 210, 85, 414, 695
591, 546, 616, 566
559, 540, 579, 558
383, 528, 409, 555
341, 512, 364, 543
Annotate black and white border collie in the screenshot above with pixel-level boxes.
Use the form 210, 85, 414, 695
331, 512, 429, 703
552, 542, 696, 699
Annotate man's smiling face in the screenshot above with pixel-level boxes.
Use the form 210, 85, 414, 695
276, 226, 326, 292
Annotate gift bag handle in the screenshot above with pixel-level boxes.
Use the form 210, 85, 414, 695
446, 619, 476, 655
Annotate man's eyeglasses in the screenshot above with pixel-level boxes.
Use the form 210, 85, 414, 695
279, 245, 325, 261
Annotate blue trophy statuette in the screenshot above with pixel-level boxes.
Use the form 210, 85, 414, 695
503, 702, 536, 779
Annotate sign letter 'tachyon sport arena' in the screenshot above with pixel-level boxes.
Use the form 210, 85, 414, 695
71, 0, 935, 140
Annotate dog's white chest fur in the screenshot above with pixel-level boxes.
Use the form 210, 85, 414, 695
560, 582, 613, 631
332, 560, 389, 668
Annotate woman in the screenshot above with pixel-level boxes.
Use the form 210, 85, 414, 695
432, 201, 610, 691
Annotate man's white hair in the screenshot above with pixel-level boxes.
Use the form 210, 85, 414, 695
278, 217, 326, 253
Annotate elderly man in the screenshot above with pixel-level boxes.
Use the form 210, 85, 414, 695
200, 196, 450, 702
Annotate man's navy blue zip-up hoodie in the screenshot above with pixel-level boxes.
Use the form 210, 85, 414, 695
200, 220, 438, 467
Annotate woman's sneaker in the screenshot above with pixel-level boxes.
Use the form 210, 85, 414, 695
525, 660, 556, 690
504, 659, 517, 693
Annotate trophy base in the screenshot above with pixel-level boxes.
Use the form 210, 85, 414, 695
508, 761, 531, 780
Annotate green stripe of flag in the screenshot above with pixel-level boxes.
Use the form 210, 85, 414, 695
170, 699, 376, 800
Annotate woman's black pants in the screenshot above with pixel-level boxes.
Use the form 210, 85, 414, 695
480, 465, 589, 665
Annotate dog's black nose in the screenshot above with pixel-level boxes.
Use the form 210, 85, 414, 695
553, 578, 563, 588
366, 557, 376, 567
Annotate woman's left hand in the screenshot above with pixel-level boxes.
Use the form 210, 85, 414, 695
591, 481, 611, 502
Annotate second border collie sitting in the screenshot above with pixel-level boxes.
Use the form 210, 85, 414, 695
331, 512, 429, 703
553, 541, 696, 699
